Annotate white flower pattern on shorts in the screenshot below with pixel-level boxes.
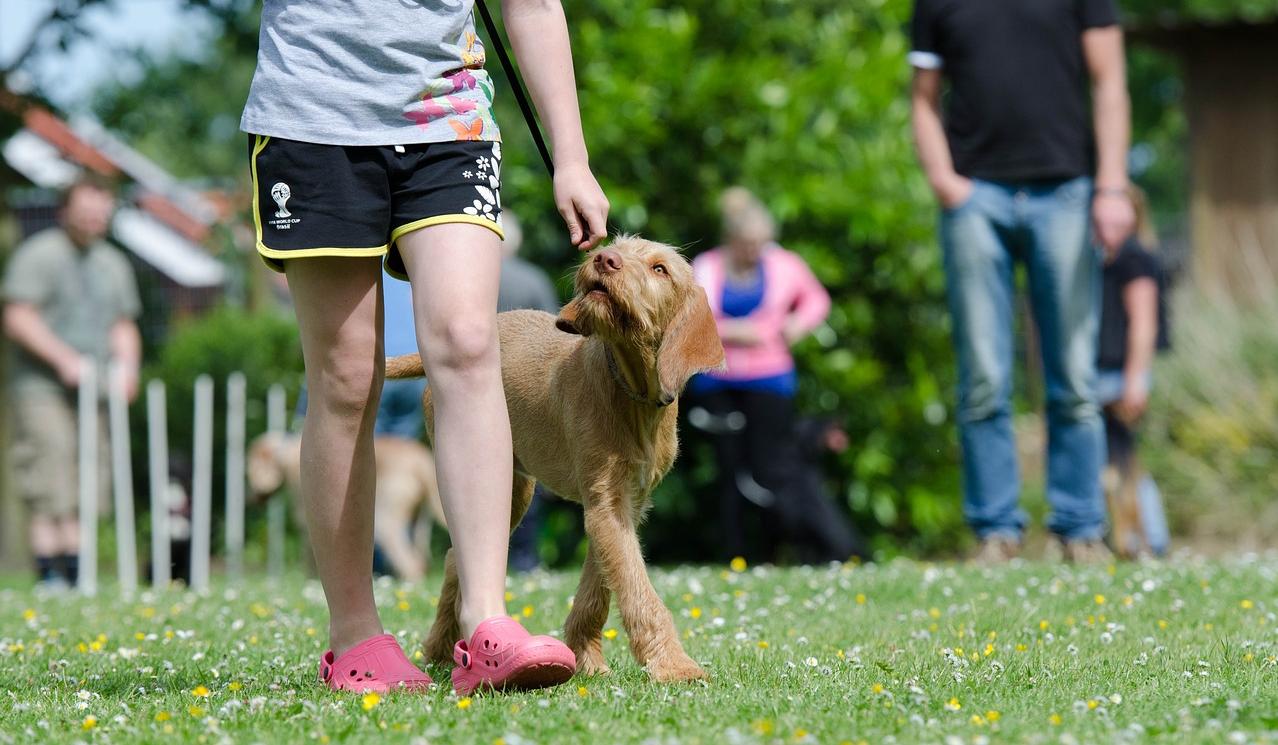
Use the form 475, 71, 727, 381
464, 143, 502, 224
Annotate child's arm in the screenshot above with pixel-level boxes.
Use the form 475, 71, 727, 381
1116, 276, 1158, 423
501, 0, 609, 250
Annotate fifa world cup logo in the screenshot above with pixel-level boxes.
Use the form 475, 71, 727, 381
271, 182, 292, 218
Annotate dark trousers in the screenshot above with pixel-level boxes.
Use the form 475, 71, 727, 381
698, 389, 861, 563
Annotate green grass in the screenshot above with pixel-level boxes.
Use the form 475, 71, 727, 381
1, 559, 1275, 744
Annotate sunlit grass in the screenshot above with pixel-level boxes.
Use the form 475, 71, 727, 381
1, 558, 1275, 743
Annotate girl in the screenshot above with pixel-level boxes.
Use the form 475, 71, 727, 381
241, 0, 608, 694
1096, 185, 1170, 557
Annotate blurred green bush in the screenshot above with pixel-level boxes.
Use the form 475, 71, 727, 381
1141, 283, 1278, 549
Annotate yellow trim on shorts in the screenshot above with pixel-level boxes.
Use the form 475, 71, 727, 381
390, 214, 505, 244
251, 133, 390, 272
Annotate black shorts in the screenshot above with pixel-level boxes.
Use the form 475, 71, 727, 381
248, 135, 504, 278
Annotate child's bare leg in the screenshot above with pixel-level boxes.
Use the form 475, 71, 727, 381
286, 256, 385, 657
399, 223, 510, 638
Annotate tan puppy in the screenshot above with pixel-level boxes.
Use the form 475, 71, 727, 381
386, 236, 725, 682
247, 432, 447, 581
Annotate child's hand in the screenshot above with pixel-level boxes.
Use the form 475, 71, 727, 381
553, 163, 609, 250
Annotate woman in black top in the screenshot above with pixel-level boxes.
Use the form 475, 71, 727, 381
1097, 186, 1170, 556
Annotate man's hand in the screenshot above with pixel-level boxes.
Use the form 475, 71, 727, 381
553, 162, 609, 251
1093, 190, 1135, 257
55, 355, 84, 390
932, 172, 974, 210
117, 364, 140, 403
1113, 374, 1149, 425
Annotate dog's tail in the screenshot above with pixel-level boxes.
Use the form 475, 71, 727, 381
386, 354, 425, 379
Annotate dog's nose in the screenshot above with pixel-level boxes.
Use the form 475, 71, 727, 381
593, 249, 623, 274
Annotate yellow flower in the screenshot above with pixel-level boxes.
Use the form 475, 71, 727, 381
522, 605, 534, 618
188, 705, 205, 718
191, 685, 210, 697
929, 607, 942, 619
1039, 619, 1049, 630
793, 728, 808, 740
752, 719, 774, 735
134, 632, 146, 641
986, 710, 1000, 722
970, 714, 985, 726
1049, 713, 1062, 726
757, 641, 769, 649
983, 643, 995, 656
228, 681, 242, 692
457, 697, 472, 710
1094, 594, 1106, 605
397, 600, 410, 611
855, 593, 867, 605
1157, 619, 1168, 630
361, 692, 381, 711
306, 627, 317, 637
1241, 599, 1255, 610
690, 607, 702, 620
730, 556, 748, 572
603, 628, 618, 640
82, 716, 97, 731
494, 739, 506, 745
22, 608, 36, 621
1244, 652, 1255, 662
1015, 643, 1027, 652
1087, 699, 1099, 710
871, 683, 884, 695
945, 697, 961, 711
1123, 596, 1134, 607
504, 591, 515, 602
1204, 623, 1214, 631
154, 711, 171, 722
577, 686, 589, 697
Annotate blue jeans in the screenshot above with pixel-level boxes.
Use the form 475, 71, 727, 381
940, 176, 1105, 541
375, 378, 429, 439
295, 377, 428, 438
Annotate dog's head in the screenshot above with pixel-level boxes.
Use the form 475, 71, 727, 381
246, 432, 289, 502
557, 236, 725, 403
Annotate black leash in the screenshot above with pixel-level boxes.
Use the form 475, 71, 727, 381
475, 0, 555, 178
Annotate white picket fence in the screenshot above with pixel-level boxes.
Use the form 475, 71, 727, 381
75, 357, 290, 596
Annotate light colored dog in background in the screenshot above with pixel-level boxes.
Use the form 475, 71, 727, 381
387, 236, 725, 683
246, 432, 447, 582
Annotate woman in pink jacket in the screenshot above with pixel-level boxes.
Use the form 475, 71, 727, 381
689, 188, 859, 563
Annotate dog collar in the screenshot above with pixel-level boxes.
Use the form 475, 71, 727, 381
605, 347, 670, 408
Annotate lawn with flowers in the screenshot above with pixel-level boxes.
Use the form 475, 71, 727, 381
1, 557, 1275, 744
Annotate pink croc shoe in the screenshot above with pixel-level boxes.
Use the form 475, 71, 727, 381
452, 617, 576, 695
319, 634, 433, 693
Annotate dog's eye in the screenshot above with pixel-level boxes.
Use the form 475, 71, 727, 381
652, 264, 667, 275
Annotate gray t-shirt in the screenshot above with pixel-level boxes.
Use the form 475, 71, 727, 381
241, 0, 501, 146
498, 257, 559, 314
3, 228, 141, 394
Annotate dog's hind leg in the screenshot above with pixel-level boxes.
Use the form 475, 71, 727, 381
422, 548, 462, 664
564, 543, 611, 675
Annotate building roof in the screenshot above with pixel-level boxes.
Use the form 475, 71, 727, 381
1, 92, 224, 288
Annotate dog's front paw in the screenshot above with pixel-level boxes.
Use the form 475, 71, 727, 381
576, 645, 611, 676
645, 649, 708, 683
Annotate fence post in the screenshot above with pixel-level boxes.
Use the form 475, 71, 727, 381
77, 358, 98, 597
190, 375, 214, 592
225, 372, 247, 580
146, 380, 170, 589
266, 384, 287, 579
108, 362, 138, 597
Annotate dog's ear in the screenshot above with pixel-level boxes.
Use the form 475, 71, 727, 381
555, 296, 592, 336
657, 286, 725, 404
